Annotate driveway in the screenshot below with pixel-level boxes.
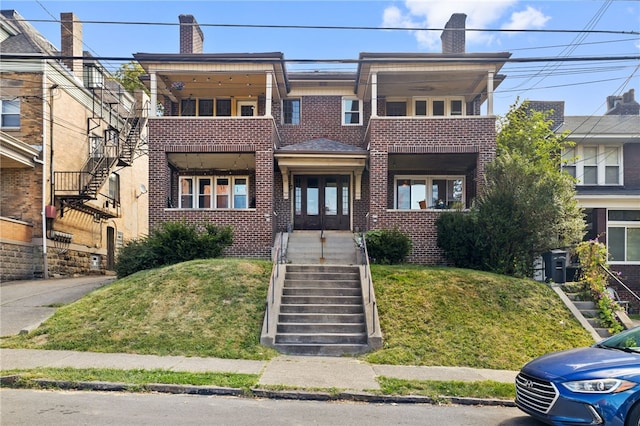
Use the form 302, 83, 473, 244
0, 276, 115, 336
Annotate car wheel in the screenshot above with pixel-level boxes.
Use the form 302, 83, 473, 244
627, 403, 640, 426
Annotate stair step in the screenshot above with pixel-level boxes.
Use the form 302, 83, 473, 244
281, 295, 362, 305
275, 333, 367, 344
573, 301, 596, 310
280, 304, 364, 314
279, 313, 365, 323
283, 287, 361, 297
285, 272, 360, 280
284, 279, 360, 288
286, 265, 359, 273
277, 323, 366, 333
273, 343, 370, 356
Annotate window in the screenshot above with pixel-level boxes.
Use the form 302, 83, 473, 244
395, 176, 464, 210
108, 173, 120, 203
237, 101, 256, 117
216, 99, 231, 116
412, 97, 465, 117
178, 176, 250, 209
608, 210, 640, 263
181, 99, 196, 116
283, 99, 301, 124
199, 99, 214, 116
1, 99, 20, 127
562, 145, 622, 185
342, 98, 362, 125
386, 101, 407, 117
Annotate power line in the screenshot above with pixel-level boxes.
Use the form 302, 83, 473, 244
12, 18, 640, 36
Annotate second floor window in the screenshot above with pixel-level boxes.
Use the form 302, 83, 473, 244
563, 145, 622, 185
108, 173, 120, 203
414, 98, 465, 117
179, 176, 249, 209
283, 99, 301, 124
608, 210, 640, 263
1, 99, 20, 128
342, 98, 362, 125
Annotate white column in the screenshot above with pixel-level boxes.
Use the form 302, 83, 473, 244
487, 71, 494, 116
265, 72, 273, 117
150, 72, 157, 117
371, 73, 378, 117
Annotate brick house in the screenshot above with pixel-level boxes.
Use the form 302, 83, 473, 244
135, 13, 510, 264
532, 90, 640, 308
0, 10, 149, 280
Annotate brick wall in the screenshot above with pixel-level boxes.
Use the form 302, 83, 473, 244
148, 118, 275, 258
275, 96, 367, 147
367, 116, 496, 264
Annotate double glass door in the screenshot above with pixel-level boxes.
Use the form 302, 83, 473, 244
294, 175, 350, 230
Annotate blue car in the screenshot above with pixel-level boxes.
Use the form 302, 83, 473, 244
516, 326, 640, 425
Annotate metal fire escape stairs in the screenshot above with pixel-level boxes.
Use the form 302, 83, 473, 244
55, 98, 148, 219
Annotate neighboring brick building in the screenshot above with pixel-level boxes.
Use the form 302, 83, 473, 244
531, 89, 640, 310
0, 10, 149, 280
134, 13, 510, 264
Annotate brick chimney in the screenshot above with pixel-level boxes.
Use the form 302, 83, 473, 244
606, 89, 639, 115
179, 14, 204, 54
60, 12, 83, 79
441, 13, 466, 54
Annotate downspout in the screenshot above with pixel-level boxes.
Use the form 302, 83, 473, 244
33, 156, 48, 279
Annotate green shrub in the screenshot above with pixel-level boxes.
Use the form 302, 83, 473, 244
115, 221, 233, 278
365, 228, 412, 264
436, 210, 484, 269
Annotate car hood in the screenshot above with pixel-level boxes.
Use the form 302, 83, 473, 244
521, 347, 640, 382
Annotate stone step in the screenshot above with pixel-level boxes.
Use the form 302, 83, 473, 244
278, 313, 365, 323
281, 295, 362, 305
277, 322, 366, 334
286, 265, 359, 273
272, 343, 370, 356
282, 287, 362, 297
284, 279, 360, 288
580, 309, 599, 318
275, 332, 367, 345
280, 304, 364, 314
285, 272, 360, 281
573, 301, 597, 310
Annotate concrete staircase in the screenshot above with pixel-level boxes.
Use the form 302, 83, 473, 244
274, 264, 369, 356
285, 231, 358, 265
561, 284, 612, 339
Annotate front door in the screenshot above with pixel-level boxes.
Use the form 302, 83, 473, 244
294, 175, 350, 230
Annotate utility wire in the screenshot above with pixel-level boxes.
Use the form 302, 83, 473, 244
12, 17, 640, 35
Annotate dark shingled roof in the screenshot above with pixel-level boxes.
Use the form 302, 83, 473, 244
0, 9, 58, 55
278, 138, 367, 154
558, 115, 639, 136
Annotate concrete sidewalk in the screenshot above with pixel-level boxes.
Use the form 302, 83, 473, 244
0, 275, 518, 401
0, 348, 518, 393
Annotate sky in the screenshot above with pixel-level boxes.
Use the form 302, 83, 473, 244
2, 0, 639, 116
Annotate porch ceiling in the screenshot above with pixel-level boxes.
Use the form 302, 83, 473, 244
389, 153, 477, 173
158, 72, 270, 101
375, 70, 488, 101
167, 153, 256, 171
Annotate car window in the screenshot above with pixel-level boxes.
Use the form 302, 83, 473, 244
600, 327, 640, 351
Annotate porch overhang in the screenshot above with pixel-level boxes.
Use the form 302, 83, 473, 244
274, 138, 368, 200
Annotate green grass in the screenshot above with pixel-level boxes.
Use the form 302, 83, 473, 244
378, 377, 515, 400
363, 265, 594, 370
2, 367, 258, 391
1, 258, 279, 360
2, 260, 593, 372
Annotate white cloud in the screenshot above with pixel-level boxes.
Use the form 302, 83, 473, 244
502, 6, 551, 30
381, 0, 550, 51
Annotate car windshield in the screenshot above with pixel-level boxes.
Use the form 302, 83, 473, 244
597, 327, 640, 353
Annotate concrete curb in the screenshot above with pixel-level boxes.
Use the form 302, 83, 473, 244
1, 376, 516, 407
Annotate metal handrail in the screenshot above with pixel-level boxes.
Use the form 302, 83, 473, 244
359, 231, 377, 335
601, 264, 640, 303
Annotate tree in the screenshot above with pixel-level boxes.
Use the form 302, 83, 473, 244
114, 61, 148, 94
437, 100, 585, 277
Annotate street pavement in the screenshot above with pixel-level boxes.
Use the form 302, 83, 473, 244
0, 276, 519, 400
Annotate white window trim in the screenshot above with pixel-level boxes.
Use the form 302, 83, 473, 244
607, 210, 640, 265
564, 145, 623, 186
341, 97, 362, 126
393, 175, 465, 210
1, 99, 21, 129
236, 100, 257, 117
178, 175, 250, 210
